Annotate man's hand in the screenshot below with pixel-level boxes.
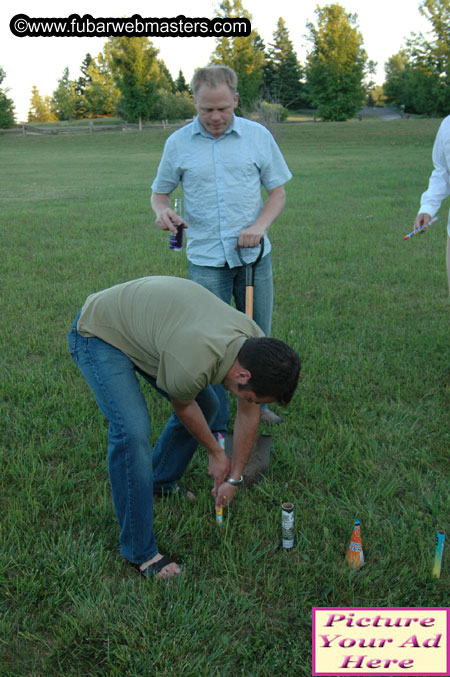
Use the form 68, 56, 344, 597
151, 191, 188, 234
236, 185, 286, 248
169, 396, 230, 498
214, 481, 237, 509
211, 398, 260, 509
237, 223, 266, 248
208, 450, 231, 497
156, 208, 187, 234
414, 212, 432, 234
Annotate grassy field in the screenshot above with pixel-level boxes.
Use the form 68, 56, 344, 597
1, 118, 448, 676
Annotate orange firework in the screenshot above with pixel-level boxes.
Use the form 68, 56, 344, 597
346, 519, 365, 569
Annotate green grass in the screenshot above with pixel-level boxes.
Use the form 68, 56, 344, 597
1, 118, 448, 676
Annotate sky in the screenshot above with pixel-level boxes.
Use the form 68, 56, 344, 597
1, 0, 432, 121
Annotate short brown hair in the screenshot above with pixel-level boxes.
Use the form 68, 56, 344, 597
237, 338, 301, 406
191, 65, 238, 97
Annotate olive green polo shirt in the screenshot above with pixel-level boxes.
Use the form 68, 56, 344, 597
77, 276, 264, 400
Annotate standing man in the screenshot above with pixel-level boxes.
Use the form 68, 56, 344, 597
151, 65, 292, 428
68, 276, 301, 580
413, 114, 450, 295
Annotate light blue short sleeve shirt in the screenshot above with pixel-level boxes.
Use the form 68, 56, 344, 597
151, 115, 292, 267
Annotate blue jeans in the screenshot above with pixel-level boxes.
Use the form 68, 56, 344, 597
68, 314, 221, 565
189, 253, 274, 430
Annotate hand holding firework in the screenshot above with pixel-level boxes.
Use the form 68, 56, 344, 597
404, 215, 439, 239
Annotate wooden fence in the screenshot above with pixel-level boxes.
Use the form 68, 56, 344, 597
1, 119, 191, 136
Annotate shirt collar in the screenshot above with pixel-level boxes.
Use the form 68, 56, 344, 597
212, 335, 247, 385
191, 114, 241, 139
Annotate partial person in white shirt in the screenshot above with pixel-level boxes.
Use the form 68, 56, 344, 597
414, 115, 450, 295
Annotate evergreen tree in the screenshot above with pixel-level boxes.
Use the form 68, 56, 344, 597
51, 67, 78, 121
28, 85, 57, 122
107, 37, 164, 123
0, 67, 15, 127
305, 4, 368, 121
75, 53, 93, 118
158, 60, 175, 93
211, 0, 265, 110
175, 69, 189, 93
264, 18, 304, 109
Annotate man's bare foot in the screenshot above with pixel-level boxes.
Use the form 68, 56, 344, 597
138, 553, 181, 580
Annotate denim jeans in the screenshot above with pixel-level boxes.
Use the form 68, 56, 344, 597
189, 253, 273, 429
68, 314, 221, 565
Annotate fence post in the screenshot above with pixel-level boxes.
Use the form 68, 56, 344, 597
89, 120, 93, 133
22, 124, 26, 136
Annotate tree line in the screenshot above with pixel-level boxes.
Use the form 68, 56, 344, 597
384, 0, 450, 116
0, 0, 448, 128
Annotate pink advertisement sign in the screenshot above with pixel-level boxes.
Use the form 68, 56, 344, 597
312, 607, 450, 676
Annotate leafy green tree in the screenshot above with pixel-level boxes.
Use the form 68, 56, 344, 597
153, 91, 196, 121
366, 85, 386, 107
264, 18, 305, 109
305, 4, 368, 121
107, 37, 164, 123
0, 67, 15, 127
211, 0, 265, 110
82, 50, 120, 118
51, 67, 78, 121
383, 0, 450, 115
383, 50, 410, 106
409, 0, 450, 113
383, 50, 436, 114
28, 85, 57, 122
419, 0, 450, 60
384, 53, 439, 114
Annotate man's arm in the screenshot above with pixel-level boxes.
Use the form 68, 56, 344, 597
151, 192, 186, 234
237, 185, 286, 248
213, 398, 261, 508
170, 397, 230, 492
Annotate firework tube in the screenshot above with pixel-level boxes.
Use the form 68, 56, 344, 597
215, 435, 226, 526
432, 530, 445, 578
281, 502, 295, 550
